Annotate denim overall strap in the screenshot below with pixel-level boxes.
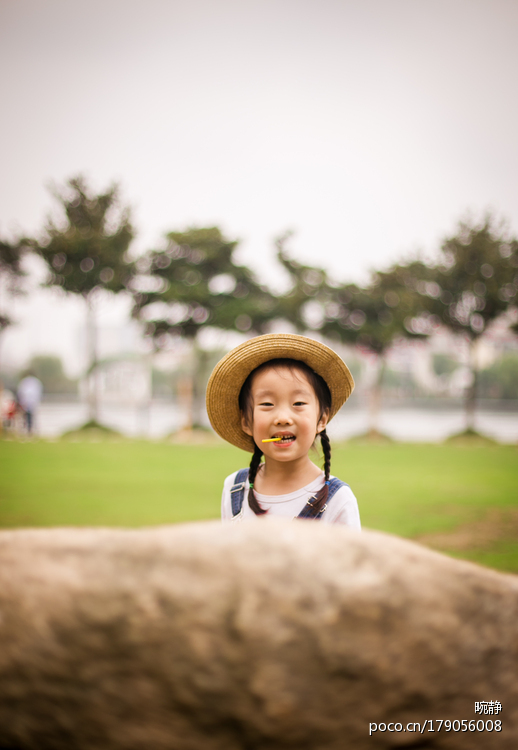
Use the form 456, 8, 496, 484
297, 477, 348, 520
230, 468, 250, 517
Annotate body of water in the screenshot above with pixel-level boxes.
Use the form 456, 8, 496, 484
26, 400, 518, 444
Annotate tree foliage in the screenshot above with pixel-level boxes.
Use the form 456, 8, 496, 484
413, 217, 518, 340
407, 216, 518, 430
133, 226, 278, 429
275, 232, 430, 353
25, 175, 135, 423
0, 237, 27, 332
275, 231, 331, 332
0, 238, 25, 283
478, 354, 518, 400
322, 263, 432, 355
133, 226, 277, 343
32, 175, 135, 298
274, 233, 434, 435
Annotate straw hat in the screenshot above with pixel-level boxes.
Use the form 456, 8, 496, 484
206, 333, 354, 452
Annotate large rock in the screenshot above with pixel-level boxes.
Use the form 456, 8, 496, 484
0, 521, 516, 749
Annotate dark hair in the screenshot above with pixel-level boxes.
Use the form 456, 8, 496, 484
238, 358, 332, 517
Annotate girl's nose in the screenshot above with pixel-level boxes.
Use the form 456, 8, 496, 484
274, 410, 293, 425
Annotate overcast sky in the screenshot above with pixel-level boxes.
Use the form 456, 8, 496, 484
1, 0, 517, 375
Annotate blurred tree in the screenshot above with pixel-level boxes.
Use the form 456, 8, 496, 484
0, 237, 26, 333
321, 264, 432, 435
133, 226, 277, 428
276, 233, 431, 434
0, 237, 28, 432
478, 354, 518, 400
151, 367, 175, 398
23, 355, 77, 395
28, 176, 135, 424
381, 365, 420, 398
275, 231, 332, 332
432, 353, 459, 377
412, 216, 518, 430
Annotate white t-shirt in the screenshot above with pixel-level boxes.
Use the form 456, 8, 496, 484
221, 469, 361, 528
17, 376, 43, 410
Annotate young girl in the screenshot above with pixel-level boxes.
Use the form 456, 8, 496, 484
206, 333, 361, 528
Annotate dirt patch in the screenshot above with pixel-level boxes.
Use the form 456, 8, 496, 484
416, 507, 518, 552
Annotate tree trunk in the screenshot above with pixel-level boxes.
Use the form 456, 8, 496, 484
465, 338, 478, 432
192, 348, 210, 429
368, 355, 385, 436
85, 294, 99, 424
137, 352, 153, 438
178, 375, 193, 431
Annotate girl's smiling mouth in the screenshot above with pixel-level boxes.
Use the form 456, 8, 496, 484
261, 433, 297, 444
272, 432, 296, 444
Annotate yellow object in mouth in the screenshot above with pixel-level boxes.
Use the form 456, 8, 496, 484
262, 437, 282, 442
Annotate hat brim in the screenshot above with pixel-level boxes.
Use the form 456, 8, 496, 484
206, 333, 354, 452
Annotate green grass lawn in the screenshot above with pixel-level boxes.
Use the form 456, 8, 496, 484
1, 438, 517, 572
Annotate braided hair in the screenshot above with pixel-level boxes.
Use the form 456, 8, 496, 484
247, 444, 267, 515
303, 428, 331, 518
239, 358, 333, 517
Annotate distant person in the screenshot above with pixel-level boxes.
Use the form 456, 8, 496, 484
17, 373, 43, 435
1, 390, 18, 432
206, 333, 361, 527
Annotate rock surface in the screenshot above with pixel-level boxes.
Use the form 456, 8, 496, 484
0, 520, 516, 749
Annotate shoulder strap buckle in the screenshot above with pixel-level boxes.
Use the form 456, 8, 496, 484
230, 469, 249, 517
297, 477, 348, 520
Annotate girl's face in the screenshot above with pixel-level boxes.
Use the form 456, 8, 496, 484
241, 365, 328, 463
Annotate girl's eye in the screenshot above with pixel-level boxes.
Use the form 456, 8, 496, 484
259, 401, 273, 406
294, 401, 307, 406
